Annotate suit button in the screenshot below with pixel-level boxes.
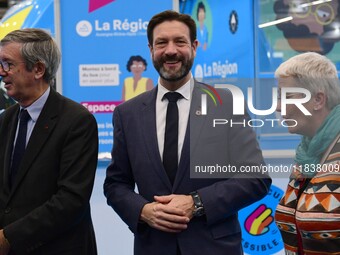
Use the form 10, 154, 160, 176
4, 207, 11, 214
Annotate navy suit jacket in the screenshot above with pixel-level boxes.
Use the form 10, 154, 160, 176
0, 89, 98, 255
104, 81, 271, 255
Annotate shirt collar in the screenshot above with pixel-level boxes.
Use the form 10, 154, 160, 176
158, 74, 194, 101
21, 86, 50, 122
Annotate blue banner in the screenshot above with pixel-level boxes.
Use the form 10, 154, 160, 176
181, 0, 255, 82
58, 0, 174, 158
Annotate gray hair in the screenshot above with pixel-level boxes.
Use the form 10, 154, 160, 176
275, 52, 340, 110
0, 28, 61, 84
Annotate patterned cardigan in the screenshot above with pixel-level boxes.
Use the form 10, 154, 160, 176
275, 134, 340, 255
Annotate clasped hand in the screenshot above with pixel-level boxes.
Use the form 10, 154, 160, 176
140, 194, 194, 233
0, 230, 10, 255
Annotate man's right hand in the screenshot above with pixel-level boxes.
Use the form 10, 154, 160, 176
140, 202, 190, 233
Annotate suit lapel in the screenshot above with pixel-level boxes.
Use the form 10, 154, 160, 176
188, 82, 207, 154
10, 90, 60, 193
173, 82, 208, 190
3, 106, 20, 194
141, 87, 172, 190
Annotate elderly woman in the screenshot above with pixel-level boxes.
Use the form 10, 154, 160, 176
274, 52, 340, 255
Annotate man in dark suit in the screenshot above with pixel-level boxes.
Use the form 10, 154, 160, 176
104, 10, 271, 255
0, 29, 98, 254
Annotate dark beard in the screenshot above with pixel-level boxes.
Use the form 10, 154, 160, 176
152, 55, 194, 82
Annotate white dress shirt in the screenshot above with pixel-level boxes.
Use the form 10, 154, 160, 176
14, 86, 50, 146
156, 76, 194, 164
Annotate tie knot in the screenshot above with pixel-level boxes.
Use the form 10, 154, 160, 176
164, 92, 182, 103
20, 110, 30, 123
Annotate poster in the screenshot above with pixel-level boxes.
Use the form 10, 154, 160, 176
58, 0, 174, 158
181, 0, 255, 83
256, 0, 340, 143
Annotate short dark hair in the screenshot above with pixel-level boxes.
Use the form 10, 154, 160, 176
147, 10, 196, 46
197, 2, 206, 20
126, 55, 147, 72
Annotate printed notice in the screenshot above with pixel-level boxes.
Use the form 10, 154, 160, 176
79, 64, 120, 86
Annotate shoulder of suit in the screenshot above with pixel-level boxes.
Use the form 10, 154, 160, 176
117, 87, 156, 109
0, 104, 19, 128
1, 103, 19, 118
49, 89, 94, 116
194, 81, 233, 98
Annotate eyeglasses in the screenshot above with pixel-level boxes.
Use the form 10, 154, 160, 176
289, 1, 335, 25
0, 60, 26, 72
131, 64, 144, 69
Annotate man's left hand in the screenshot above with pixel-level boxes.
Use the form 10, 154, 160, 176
154, 194, 195, 219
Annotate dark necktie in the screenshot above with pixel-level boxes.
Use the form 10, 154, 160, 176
163, 92, 182, 185
10, 109, 30, 186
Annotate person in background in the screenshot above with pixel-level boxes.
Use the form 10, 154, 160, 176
0, 79, 15, 114
196, 1, 208, 51
0, 28, 98, 255
104, 10, 271, 255
275, 52, 340, 255
122, 55, 154, 101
